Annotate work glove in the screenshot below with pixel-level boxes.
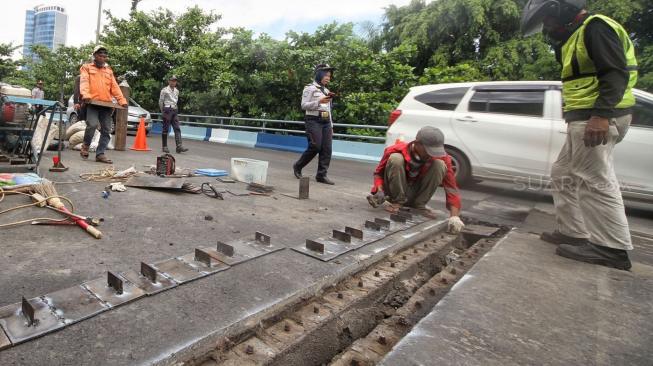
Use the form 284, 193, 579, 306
447, 216, 465, 234
108, 182, 127, 192
366, 190, 385, 208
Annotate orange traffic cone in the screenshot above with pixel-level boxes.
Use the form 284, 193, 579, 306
130, 117, 151, 151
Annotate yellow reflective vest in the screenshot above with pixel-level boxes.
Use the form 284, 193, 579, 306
561, 14, 637, 112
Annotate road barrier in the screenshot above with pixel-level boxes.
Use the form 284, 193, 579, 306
151, 114, 387, 163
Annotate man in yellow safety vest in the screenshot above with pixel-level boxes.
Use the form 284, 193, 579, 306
521, 0, 637, 270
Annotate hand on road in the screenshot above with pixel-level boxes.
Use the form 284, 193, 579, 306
447, 216, 465, 234
366, 190, 385, 208
584, 116, 610, 147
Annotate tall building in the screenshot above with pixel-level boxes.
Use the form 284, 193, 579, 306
22, 4, 68, 60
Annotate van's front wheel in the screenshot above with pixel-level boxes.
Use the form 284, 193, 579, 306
445, 147, 471, 186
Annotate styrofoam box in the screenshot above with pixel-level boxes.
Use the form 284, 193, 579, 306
230, 158, 269, 185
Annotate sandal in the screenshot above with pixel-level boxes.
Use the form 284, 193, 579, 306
95, 154, 113, 164
80, 144, 89, 159
383, 203, 402, 214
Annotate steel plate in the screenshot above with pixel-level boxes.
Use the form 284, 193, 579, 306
120, 269, 178, 295
152, 258, 207, 284
125, 176, 185, 190
0, 297, 64, 344
42, 285, 109, 325
178, 250, 231, 274
0, 327, 10, 350
83, 274, 146, 307
203, 240, 284, 267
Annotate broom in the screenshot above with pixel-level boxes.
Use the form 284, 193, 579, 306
32, 180, 102, 239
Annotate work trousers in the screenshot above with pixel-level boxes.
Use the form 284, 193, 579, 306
384, 153, 447, 208
295, 117, 332, 178
551, 115, 632, 250
162, 107, 182, 146
84, 105, 113, 156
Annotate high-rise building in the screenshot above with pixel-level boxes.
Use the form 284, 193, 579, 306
22, 5, 68, 60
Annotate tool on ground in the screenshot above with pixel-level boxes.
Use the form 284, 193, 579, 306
247, 183, 274, 194
156, 154, 176, 176
201, 183, 224, 200
216, 177, 236, 183
129, 117, 150, 151
43, 205, 103, 226
49, 112, 68, 172
33, 180, 103, 239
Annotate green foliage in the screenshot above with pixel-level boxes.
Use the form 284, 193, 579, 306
0, 44, 24, 82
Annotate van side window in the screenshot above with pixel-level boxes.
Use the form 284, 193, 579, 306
469, 90, 545, 117
632, 98, 653, 128
415, 87, 470, 111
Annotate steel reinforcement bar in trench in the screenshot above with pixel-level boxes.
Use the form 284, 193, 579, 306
0, 211, 439, 355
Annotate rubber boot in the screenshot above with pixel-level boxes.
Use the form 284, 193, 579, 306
175, 134, 188, 153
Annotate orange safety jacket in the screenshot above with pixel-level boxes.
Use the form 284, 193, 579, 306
79, 63, 126, 106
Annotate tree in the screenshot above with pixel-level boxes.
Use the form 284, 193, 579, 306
0, 43, 24, 82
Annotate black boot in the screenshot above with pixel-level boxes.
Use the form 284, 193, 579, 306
293, 163, 302, 179
175, 135, 188, 153
540, 231, 589, 246
556, 242, 632, 271
162, 134, 170, 153
316, 176, 335, 185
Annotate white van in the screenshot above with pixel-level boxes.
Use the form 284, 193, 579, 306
386, 81, 653, 202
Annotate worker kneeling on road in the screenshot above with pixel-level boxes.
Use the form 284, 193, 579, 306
367, 126, 464, 233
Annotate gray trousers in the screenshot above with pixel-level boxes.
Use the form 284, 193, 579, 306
384, 153, 446, 208
84, 105, 113, 156
551, 115, 633, 250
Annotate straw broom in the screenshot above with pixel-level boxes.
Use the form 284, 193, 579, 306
32, 180, 102, 239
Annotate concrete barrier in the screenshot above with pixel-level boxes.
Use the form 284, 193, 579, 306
255, 133, 307, 153
152, 122, 383, 163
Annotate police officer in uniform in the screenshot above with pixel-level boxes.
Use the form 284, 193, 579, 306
521, 0, 638, 270
293, 64, 336, 185
159, 75, 188, 153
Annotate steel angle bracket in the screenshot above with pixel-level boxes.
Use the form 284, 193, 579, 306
0, 297, 64, 345
120, 262, 178, 296
0, 327, 10, 351
82, 272, 146, 307
42, 285, 109, 325
152, 258, 208, 284
203, 232, 283, 266
178, 248, 230, 274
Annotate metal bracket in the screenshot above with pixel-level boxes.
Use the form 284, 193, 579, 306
141, 262, 157, 283
375, 218, 391, 229
306, 239, 325, 254
120, 263, 178, 295
390, 214, 407, 223
345, 227, 364, 240
83, 273, 146, 307
21, 297, 36, 327
255, 232, 271, 245
42, 285, 109, 325
217, 241, 235, 257
195, 248, 212, 267
107, 271, 124, 295
365, 220, 381, 231
332, 230, 352, 243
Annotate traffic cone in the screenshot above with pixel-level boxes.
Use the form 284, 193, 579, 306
130, 117, 151, 151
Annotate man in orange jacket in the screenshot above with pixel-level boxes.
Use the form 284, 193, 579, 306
79, 45, 127, 164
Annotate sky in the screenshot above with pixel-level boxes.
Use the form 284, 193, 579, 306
2, 0, 413, 58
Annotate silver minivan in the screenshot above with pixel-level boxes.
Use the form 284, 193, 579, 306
66, 95, 152, 134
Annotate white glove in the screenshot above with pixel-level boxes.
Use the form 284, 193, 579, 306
109, 182, 127, 192
447, 216, 465, 234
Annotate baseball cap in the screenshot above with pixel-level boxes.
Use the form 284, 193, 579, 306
169, 75, 178, 81
93, 45, 108, 54
415, 126, 446, 157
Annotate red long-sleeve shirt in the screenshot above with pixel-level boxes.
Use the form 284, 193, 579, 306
372, 142, 462, 210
